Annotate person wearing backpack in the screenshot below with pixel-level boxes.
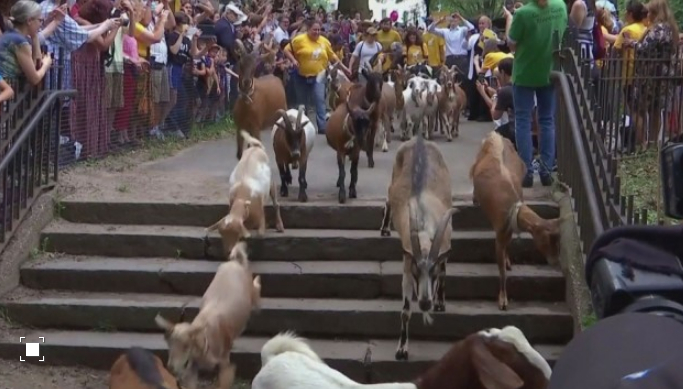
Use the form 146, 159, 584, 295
347, 27, 382, 82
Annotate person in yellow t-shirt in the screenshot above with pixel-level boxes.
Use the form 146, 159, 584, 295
403, 28, 428, 66
285, 19, 351, 134
614, 1, 648, 83
423, 23, 446, 75
481, 39, 513, 73
376, 18, 403, 72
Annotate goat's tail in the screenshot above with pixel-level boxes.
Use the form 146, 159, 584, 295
260, 331, 323, 367
124, 347, 173, 389
240, 130, 264, 150
228, 241, 249, 266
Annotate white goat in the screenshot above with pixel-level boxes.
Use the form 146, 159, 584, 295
252, 332, 416, 389
400, 76, 429, 141
421, 80, 441, 140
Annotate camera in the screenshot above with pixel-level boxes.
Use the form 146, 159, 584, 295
587, 142, 683, 325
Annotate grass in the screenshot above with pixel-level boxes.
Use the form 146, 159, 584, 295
617, 148, 676, 225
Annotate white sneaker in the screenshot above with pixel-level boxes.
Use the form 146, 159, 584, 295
149, 127, 165, 141
172, 130, 186, 139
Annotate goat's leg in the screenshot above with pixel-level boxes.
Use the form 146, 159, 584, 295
496, 231, 512, 311
269, 181, 285, 232
236, 130, 244, 160
337, 152, 347, 203
216, 360, 236, 389
396, 263, 413, 361
442, 113, 453, 142
453, 111, 460, 138
277, 163, 289, 197
434, 259, 447, 312
381, 114, 390, 152
297, 157, 308, 202
367, 124, 376, 168
400, 114, 410, 141
380, 200, 392, 236
285, 164, 293, 185
349, 155, 359, 199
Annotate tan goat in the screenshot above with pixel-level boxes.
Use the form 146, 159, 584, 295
374, 67, 407, 152
437, 66, 467, 141
206, 131, 284, 258
379, 133, 456, 361
470, 131, 561, 311
155, 242, 261, 389
233, 39, 287, 160
109, 347, 179, 389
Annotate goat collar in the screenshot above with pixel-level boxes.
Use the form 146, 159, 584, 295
510, 201, 523, 235
342, 113, 356, 149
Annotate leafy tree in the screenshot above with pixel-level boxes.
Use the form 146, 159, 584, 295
431, 0, 507, 19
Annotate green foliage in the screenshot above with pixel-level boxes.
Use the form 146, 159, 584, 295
434, 0, 507, 19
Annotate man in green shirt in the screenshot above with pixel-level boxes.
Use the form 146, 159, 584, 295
505, 0, 567, 187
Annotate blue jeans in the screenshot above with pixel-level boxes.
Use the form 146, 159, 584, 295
513, 84, 556, 177
294, 73, 327, 133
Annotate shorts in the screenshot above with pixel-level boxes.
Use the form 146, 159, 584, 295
169, 65, 184, 90
151, 66, 171, 104
104, 72, 124, 109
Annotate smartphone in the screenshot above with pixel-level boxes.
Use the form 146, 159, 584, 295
478, 73, 486, 83
186, 26, 198, 38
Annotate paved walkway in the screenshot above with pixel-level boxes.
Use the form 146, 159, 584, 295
61, 120, 550, 202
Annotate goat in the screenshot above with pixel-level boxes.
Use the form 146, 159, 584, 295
327, 62, 353, 111
422, 80, 441, 140
251, 327, 551, 389
109, 347, 179, 389
374, 67, 408, 152
470, 132, 561, 310
251, 331, 416, 389
155, 242, 261, 389
272, 105, 316, 202
326, 69, 383, 203
400, 77, 428, 141
437, 66, 467, 141
205, 131, 284, 258
379, 132, 455, 361
233, 39, 287, 160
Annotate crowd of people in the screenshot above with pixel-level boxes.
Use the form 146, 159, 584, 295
0, 0, 680, 183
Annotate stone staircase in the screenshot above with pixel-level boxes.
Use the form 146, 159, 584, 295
0, 199, 572, 382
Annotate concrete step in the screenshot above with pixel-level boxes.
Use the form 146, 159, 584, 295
41, 223, 548, 264
58, 199, 559, 230
21, 256, 566, 301
1, 292, 573, 343
0, 330, 564, 382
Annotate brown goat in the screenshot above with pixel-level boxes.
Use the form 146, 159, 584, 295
374, 67, 407, 152
326, 69, 383, 203
233, 39, 287, 160
109, 347, 179, 389
156, 242, 261, 389
380, 132, 455, 360
437, 66, 467, 141
206, 131, 284, 258
414, 326, 552, 389
470, 132, 561, 310
272, 105, 316, 202
327, 63, 353, 110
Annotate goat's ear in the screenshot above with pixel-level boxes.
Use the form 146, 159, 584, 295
155, 314, 175, 333
300, 120, 310, 129
471, 338, 524, 389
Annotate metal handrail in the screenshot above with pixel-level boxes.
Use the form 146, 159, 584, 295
0, 89, 76, 172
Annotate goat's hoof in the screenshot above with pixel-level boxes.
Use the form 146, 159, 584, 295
368, 160, 374, 168
395, 349, 409, 361
280, 187, 288, 197
348, 187, 357, 199
338, 190, 346, 204
498, 296, 508, 311
381, 229, 391, 237
434, 302, 445, 312
446, 137, 452, 142
298, 191, 308, 203
506, 259, 512, 271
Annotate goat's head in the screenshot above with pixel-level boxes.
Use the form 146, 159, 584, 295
407, 77, 424, 104
362, 68, 384, 103
407, 205, 458, 314
235, 39, 257, 92
344, 100, 376, 150
218, 199, 252, 257
530, 218, 561, 265
393, 65, 408, 89
154, 316, 203, 383
328, 62, 341, 90
275, 106, 309, 163
425, 82, 438, 106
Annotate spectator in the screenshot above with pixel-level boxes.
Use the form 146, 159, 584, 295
0, 0, 56, 85
215, 2, 247, 111
428, 13, 475, 74
423, 18, 446, 78
476, 57, 518, 147
348, 26, 381, 81
376, 17, 402, 72
403, 27, 427, 66
273, 14, 290, 43
567, 0, 596, 62
147, 2, 176, 140
506, 0, 568, 187
105, 0, 131, 146
0, 74, 13, 103
284, 18, 350, 134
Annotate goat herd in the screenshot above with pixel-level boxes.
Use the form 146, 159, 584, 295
109, 45, 564, 389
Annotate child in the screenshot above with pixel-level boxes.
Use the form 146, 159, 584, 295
0, 75, 14, 103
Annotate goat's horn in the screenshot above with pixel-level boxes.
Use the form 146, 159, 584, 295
427, 208, 457, 261
364, 102, 377, 115
234, 39, 246, 57
408, 200, 421, 259
296, 105, 304, 130
276, 109, 293, 131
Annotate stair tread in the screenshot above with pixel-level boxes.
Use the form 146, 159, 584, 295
43, 222, 534, 240
0, 330, 565, 363
25, 255, 563, 277
3, 290, 570, 315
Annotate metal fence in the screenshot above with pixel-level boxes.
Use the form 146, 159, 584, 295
555, 28, 683, 253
